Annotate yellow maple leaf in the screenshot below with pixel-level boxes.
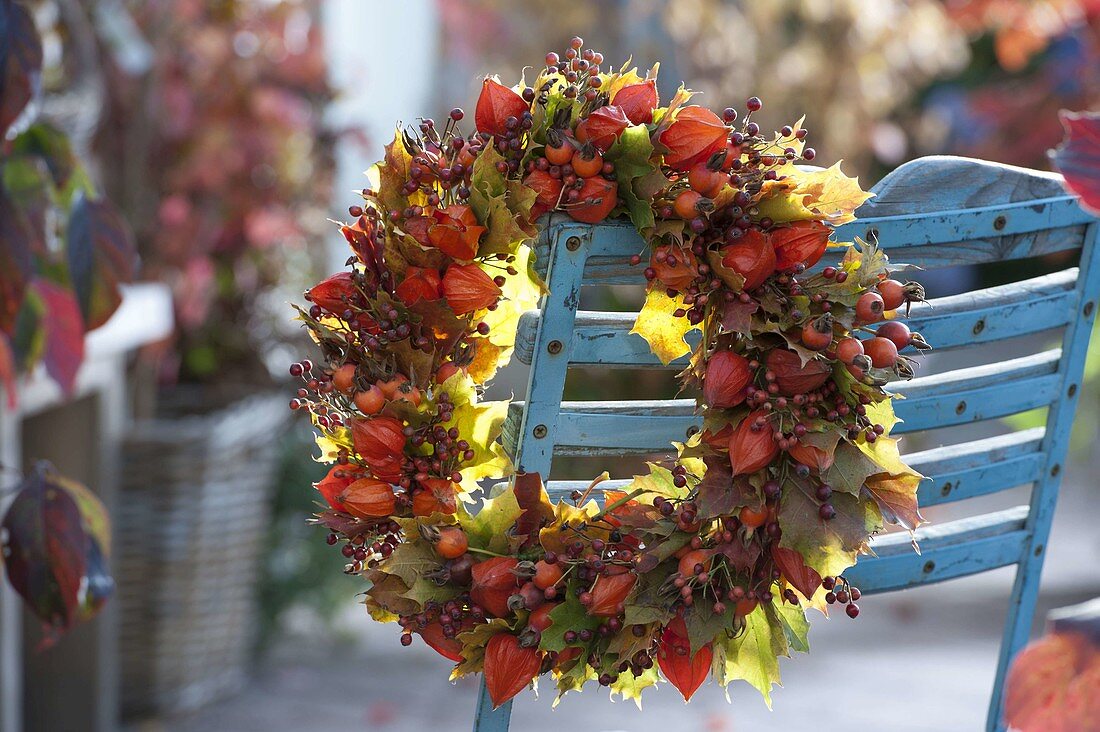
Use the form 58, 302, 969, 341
630, 287, 697, 365
793, 162, 874, 225
755, 162, 873, 225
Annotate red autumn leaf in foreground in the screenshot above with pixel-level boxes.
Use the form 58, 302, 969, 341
587, 573, 637, 617
721, 229, 776, 291
766, 348, 831, 397
1004, 630, 1100, 732
340, 478, 397, 519
612, 79, 659, 124
650, 243, 700, 290
771, 546, 823, 600
483, 633, 541, 708
581, 105, 630, 151
443, 263, 502, 315
308, 271, 358, 314
657, 614, 713, 701
412, 477, 458, 516
771, 220, 832, 271
415, 204, 485, 261
470, 556, 519, 618
729, 409, 780, 476
566, 177, 618, 223
659, 106, 730, 171
522, 169, 563, 218
395, 266, 443, 306
475, 77, 529, 137
1051, 110, 1100, 215
702, 350, 752, 408
315, 464, 355, 511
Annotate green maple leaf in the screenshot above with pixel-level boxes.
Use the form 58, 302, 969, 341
378, 541, 441, 587
461, 486, 522, 555
714, 602, 790, 707
402, 576, 461, 606
610, 665, 659, 708
684, 596, 737, 654
605, 124, 657, 233
822, 442, 883, 495
540, 591, 601, 653
773, 601, 811, 653
778, 475, 883, 579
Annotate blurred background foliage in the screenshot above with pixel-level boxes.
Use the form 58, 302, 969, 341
95, 0, 335, 389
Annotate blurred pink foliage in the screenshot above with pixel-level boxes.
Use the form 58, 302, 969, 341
97, 0, 334, 383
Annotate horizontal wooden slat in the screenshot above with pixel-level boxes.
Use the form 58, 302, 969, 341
514, 269, 1079, 367
504, 351, 1061, 455
908, 428, 1046, 506
533, 197, 1091, 284
534, 426, 1047, 509
845, 506, 1030, 593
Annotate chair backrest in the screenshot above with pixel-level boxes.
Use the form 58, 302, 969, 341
474, 156, 1100, 732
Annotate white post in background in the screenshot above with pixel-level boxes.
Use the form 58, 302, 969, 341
0, 411, 23, 732
322, 0, 440, 274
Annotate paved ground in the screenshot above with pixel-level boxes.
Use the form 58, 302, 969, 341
134, 463, 1099, 732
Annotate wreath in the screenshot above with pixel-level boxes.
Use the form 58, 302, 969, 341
291, 37, 929, 709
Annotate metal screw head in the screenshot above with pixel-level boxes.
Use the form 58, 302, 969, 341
1034, 544, 1044, 557
1051, 463, 1061, 477
865, 227, 879, 242
941, 482, 953, 497
923, 560, 936, 574
566, 236, 581, 251
547, 340, 563, 354
532, 424, 548, 438
955, 400, 967, 415
1068, 383, 1078, 398
1085, 301, 1095, 317
993, 215, 1007, 231
972, 319, 985, 335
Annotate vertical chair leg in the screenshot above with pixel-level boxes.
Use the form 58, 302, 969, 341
987, 221, 1100, 732
473, 678, 513, 732
469, 218, 589, 732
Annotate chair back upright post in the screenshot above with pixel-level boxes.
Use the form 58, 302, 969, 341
471, 157, 1100, 732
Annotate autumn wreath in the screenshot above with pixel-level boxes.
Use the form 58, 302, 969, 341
291, 37, 928, 709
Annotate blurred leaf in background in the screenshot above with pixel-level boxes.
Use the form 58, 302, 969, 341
0, 0, 137, 405
95, 0, 336, 387
1, 461, 113, 647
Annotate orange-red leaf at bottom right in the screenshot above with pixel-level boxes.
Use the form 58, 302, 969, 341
1004, 631, 1100, 732
657, 615, 713, 702
483, 633, 541, 708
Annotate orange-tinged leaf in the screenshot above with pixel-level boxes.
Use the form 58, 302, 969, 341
1004, 632, 1087, 732
771, 546, 822, 600
864, 471, 924, 531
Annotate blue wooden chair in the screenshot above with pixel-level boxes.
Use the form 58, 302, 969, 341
472, 156, 1100, 732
